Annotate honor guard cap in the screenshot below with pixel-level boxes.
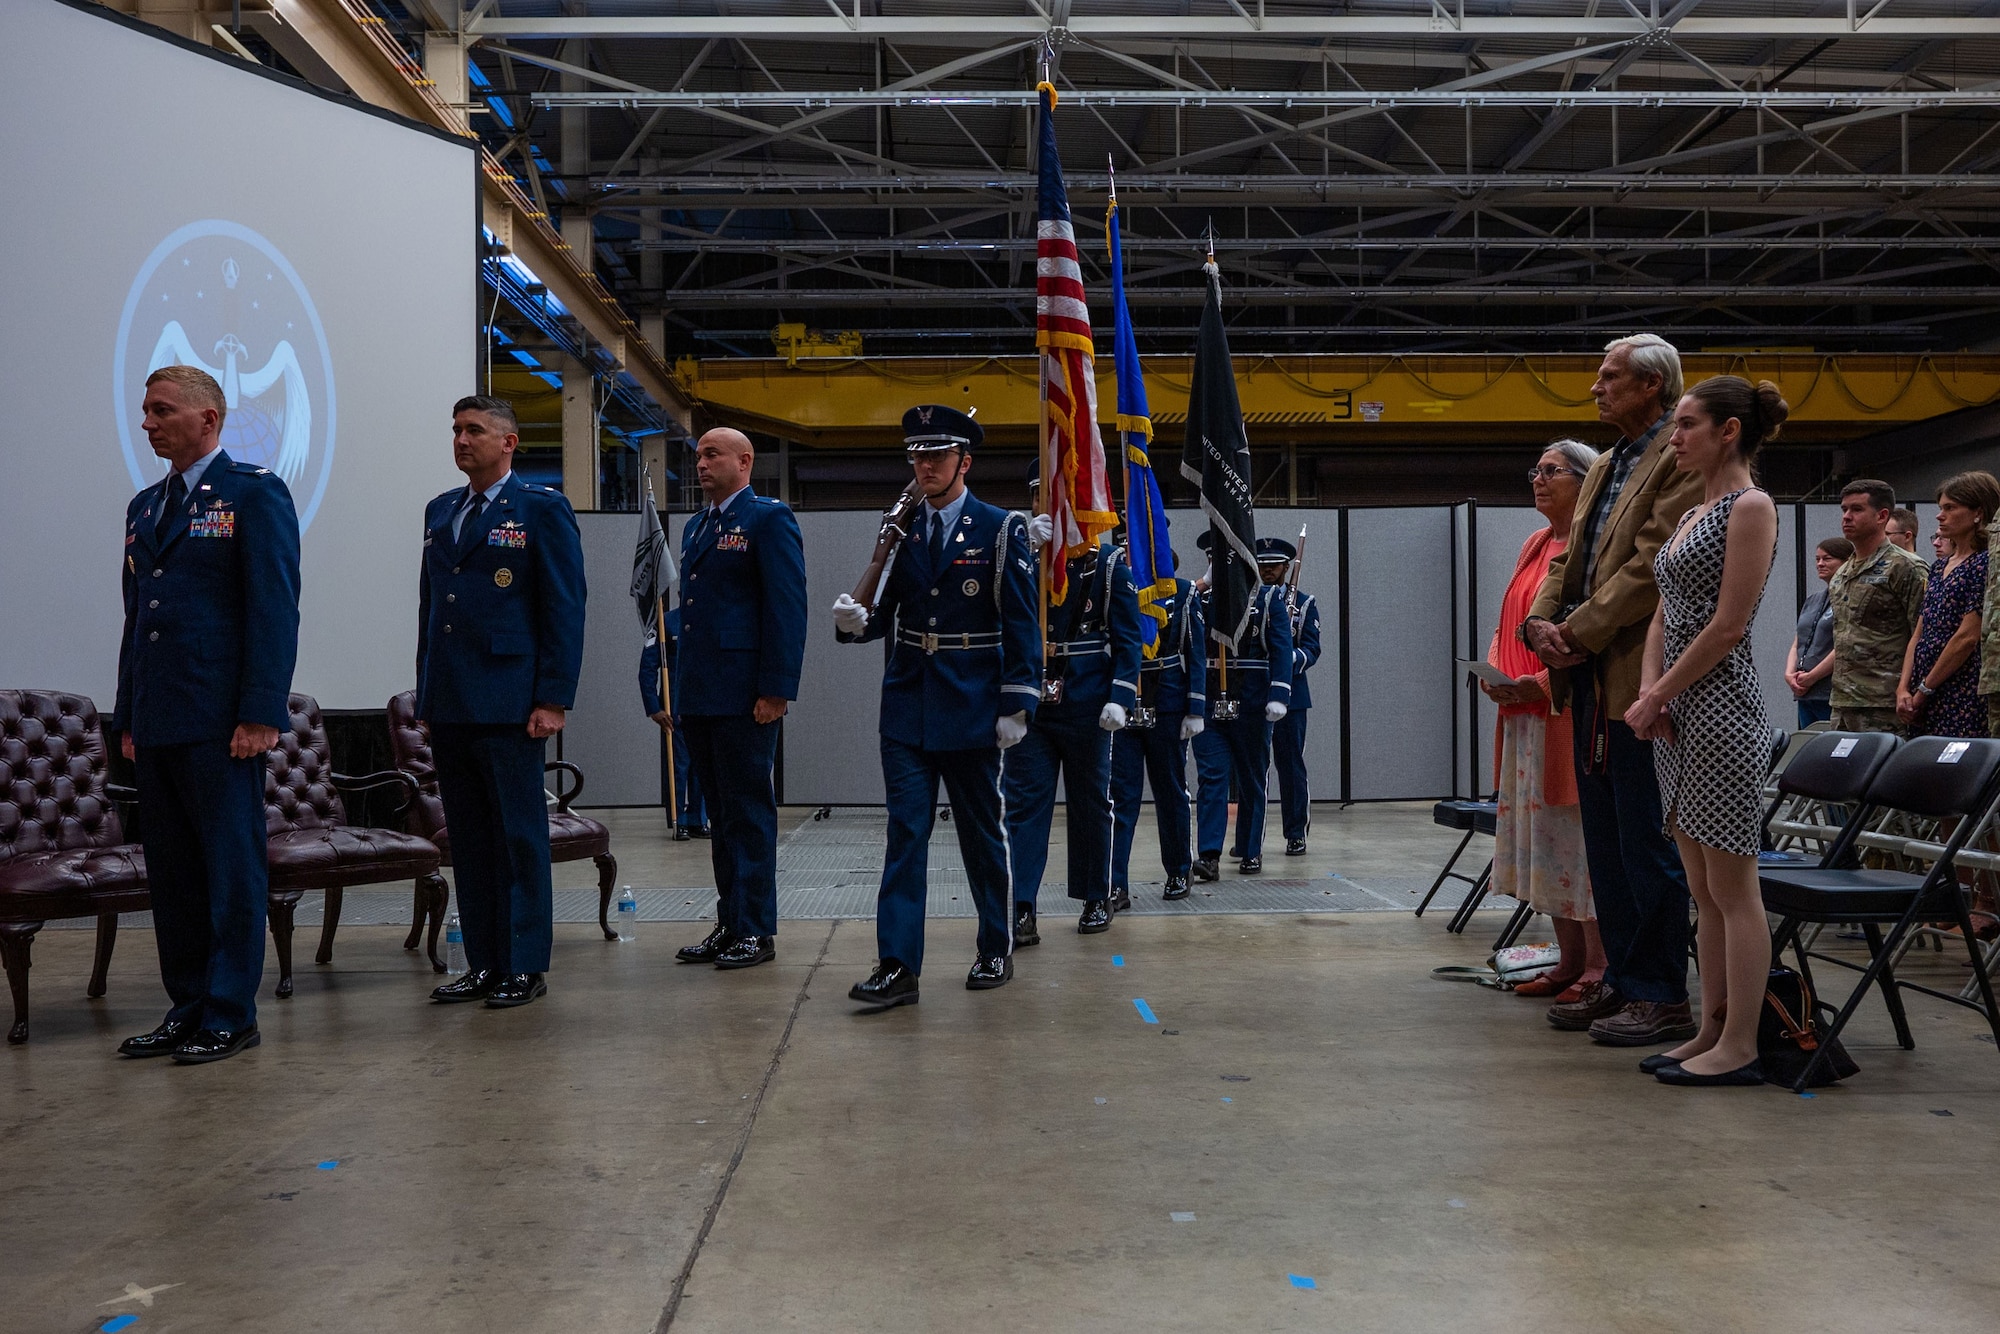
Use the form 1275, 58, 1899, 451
1255, 538, 1297, 564
904, 404, 982, 453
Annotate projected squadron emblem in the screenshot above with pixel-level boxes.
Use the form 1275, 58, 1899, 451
113, 220, 337, 530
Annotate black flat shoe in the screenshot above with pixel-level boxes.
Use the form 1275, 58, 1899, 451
1162, 875, 1191, 901
713, 935, 775, 970
1078, 899, 1112, 934
1654, 1057, 1764, 1087
1014, 906, 1040, 947
430, 969, 498, 1003
672, 827, 693, 842
170, 1026, 260, 1065
851, 961, 919, 1009
1285, 838, 1308, 856
1191, 857, 1220, 883
676, 924, 732, 964
691, 825, 711, 839
484, 973, 548, 1008
966, 955, 1013, 990
1238, 856, 1262, 875
119, 1017, 198, 1058
1108, 885, 1133, 913
1638, 1052, 1684, 1074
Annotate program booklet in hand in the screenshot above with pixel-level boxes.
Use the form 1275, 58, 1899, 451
1456, 659, 1519, 689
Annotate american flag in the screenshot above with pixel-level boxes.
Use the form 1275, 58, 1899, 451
1035, 82, 1115, 604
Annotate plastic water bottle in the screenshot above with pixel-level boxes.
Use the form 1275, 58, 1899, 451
444, 913, 466, 975
617, 887, 639, 942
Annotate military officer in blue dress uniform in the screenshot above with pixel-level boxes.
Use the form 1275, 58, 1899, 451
419, 396, 586, 1010
113, 365, 301, 1065
669, 427, 808, 971
833, 405, 1041, 1007
1110, 553, 1206, 903
1190, 533, 1294, 878
1261, 539, 1322, 856
1012, 476, 1145, 938
639, 614, 707, 838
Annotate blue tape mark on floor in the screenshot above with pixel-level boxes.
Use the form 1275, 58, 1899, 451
317, 1160, 339, 1170
1111, 955, 1124, 967
102, 1317, 138, 1333
1288, 1274, 1317, 1290
1133, 998, 1158, 1024
1798, 1092, 1817, 1099
1221, 1097, 1234, 1104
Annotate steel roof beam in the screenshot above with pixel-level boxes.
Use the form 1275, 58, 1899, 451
530, 89, 2000, 111
620, 284, 2000, 307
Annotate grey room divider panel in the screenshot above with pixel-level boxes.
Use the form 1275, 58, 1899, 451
786, 510, 891, 806
1346, 507, 1455, 800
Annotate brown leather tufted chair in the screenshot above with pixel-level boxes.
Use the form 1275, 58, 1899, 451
0, 690, 150, 1043
263, 694, 448, 998
385, 690, 618, 957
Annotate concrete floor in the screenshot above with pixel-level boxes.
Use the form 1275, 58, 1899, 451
7, 803, 2000, 1333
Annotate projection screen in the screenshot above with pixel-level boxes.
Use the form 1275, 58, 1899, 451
0, 0, 476, 711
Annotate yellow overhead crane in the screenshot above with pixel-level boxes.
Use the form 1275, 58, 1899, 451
676, 352, 2000, 450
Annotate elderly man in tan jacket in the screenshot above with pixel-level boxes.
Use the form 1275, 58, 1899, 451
1522, 334, 1704, 1049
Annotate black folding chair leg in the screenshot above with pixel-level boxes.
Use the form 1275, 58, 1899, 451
1446, 862, 1494, 935
1493, 901, 1535, 952
1416, 828, 1476, 918
1860, 923, 1916, 1050
1796, 899, 1933, 1091
1944, 893, 2000, 1046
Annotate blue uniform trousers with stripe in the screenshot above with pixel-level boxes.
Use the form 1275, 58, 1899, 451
876, 738, 1012, 975
1273, 708, 1311, 841
680, 714, 780, 939
1193, 716, 1274, 859
1110, 717, 1192, 888
1004, 713, 1114, 908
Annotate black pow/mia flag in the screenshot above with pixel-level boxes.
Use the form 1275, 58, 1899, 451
1179, 260, 1258, 651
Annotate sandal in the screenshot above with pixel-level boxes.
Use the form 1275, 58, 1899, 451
1551, 979, 1598, 1005
1511, 972, 1581, 998
1938, 913, 2000, 942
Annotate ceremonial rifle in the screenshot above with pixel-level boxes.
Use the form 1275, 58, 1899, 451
851, 481, 924, 615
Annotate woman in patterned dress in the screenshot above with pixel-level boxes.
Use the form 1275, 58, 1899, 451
1896, 471, 2000, 739
1483, 440, 1602, 999
1623, 376, 1784, 1087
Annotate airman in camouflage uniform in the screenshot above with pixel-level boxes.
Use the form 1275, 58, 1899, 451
1980, 517, 2000, 735
1828, 540, 1928, 734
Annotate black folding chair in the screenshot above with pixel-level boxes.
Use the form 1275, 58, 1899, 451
1760, 733, 2000, 1090
1416, 799, 1496, 924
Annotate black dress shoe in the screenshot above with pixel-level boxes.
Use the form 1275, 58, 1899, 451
850, 961, 919, 1009
1638, 1052, 1684, 1074
1015, 905, 1040, 947
1191, 856, 1220, 882
672, 827, 693, 842
1238, 856, 1262, 875
713, 935, 775, 970
484, 973, 548, 1008
966, 955, 1013, 990
691, 824, 711, 839
118, 1017, 198, 1058
431, 969, 498, 1003
676, 924, 732, 964
1108, 884, 1133, 913
1078, 899, 1112, 934
1162, 875, 1191, 901
1285, 838, 1308, 856
1655, 1057, 1765, 1087
170, 1026, 260, 1064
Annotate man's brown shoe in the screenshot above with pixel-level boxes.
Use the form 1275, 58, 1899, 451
1546, 980, 1624, 1031
1589, 1000, 1699, 1047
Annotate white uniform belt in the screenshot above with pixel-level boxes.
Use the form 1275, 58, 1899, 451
1138, 654, 1185, 673
1047, 639, 1107, 657
897, 628, 1003, 654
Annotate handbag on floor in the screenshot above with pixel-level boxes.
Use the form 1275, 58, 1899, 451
1431, 943, 1560, 990
1759, 966, 1860, 1087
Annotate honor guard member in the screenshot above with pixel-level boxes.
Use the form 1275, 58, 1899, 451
1109, 551, 1206, 903
419, 396, 586, 1010
669, 427, 808, 971
1013, 472, 1145, 938
113, 365, 301, 1065
832, 405, 1041, 1007
1189, 532, 1293, 878
639, 611, 708, 839
1259, 539, 1321, 856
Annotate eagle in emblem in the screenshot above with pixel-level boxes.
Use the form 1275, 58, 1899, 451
148, 319, 312, 485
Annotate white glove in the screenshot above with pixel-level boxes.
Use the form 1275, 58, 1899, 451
1098, 702, 1127, 732
1265, 701, 1289, 723
1180, 715, 1205, 741
996, 711, 1028, 750
1027, 513, 1054, 551
832, 593, 868, 635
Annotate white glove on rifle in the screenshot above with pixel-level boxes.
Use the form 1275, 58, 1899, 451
1265, 701, 1289, 723
832, 593, 868, 636
1027, 513, 1054, 551
1180, 715, 1205, 741
996, 711, 1029, 750
1098, 702, 1127, 732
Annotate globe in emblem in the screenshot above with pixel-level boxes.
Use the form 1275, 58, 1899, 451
113, 220, 337, 531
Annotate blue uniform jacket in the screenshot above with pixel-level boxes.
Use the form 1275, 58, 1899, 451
1137, 576, 1207, 716
674, 491, 809, 716
639, 609, 683, 715
1042, 550, 1144, 723
841, 491, 1042, 751
1201, 581, 1294, 715
416, 473, 586, 725
114, 450, 302, 748
1287, 592, 1323, 711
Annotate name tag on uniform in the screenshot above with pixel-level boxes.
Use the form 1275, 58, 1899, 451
717, 533, 749, 552
488, 522, 527, 549
190, 512, 236, 539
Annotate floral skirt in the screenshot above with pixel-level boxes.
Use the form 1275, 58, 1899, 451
1492, 714, 1594, 921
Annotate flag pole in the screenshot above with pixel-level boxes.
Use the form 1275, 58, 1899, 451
1203, 222, 1229, 704
657, 593, 676, 820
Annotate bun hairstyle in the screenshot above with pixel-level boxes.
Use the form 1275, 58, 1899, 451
1686, 374, 1789, 461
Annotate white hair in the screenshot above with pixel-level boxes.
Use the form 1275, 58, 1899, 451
1542, 438, 1600, 477
1603, 333, 1684, 409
